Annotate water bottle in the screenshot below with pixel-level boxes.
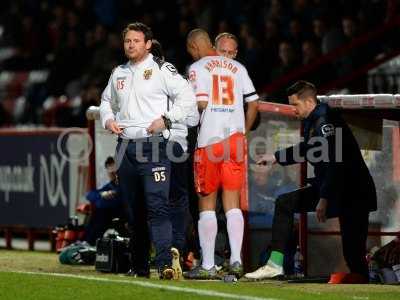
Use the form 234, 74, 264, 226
294, 245, 304, 278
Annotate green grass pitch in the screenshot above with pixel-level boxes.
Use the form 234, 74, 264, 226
0, 250, 399, 300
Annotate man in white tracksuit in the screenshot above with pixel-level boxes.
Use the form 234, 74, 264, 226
99, 22, 197, 279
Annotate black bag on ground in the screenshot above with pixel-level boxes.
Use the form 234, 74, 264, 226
95, 235, 131, 273
373, 237, 400, 268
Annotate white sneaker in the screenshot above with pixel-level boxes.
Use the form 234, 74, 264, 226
244, 262, 283, 280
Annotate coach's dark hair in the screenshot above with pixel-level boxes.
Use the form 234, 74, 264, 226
122, 22, 153, 42
104, 156, 115, 168
286, 80, 317, 100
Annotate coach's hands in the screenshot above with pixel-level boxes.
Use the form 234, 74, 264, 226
106, 119, 123, 134
147, 117, 166, 134
316, 198, 327, 223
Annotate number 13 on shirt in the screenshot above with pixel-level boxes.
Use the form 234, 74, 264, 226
212, 75, 235, 105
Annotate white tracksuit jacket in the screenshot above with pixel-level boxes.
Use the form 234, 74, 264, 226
100, 53, 199, 151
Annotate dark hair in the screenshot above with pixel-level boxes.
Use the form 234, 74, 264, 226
122, 22, 153, 42
104, 156, 115, 167
286, 80, 317, 99
151, 39, 165, 60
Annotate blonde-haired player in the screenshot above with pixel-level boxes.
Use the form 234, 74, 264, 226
215, 32, 238, 59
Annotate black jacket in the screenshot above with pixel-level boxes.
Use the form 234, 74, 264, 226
275, 102, 377, 217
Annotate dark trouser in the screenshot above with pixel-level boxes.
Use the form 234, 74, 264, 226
169, 142, 189, 255
271, 185, 369, 277
117, 137, 172, 270
339, 210, 369, 277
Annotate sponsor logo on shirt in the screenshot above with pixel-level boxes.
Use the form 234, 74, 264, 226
210, 107, 235, 113
189, 70, 196, 82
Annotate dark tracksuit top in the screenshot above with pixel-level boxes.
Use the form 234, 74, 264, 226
275, 102, 377, 218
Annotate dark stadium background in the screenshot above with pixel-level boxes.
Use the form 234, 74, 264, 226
0, 0, 399, 128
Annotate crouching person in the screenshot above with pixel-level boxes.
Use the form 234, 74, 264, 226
245, 81, 377, 283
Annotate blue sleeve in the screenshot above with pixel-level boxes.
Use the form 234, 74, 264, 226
86, 190, 101, 204
85, 183, 112, 205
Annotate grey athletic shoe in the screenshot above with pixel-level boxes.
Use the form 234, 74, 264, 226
183, 265, 218, 280
229, 261, 243, 278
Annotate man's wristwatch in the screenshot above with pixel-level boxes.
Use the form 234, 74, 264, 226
162, 115, 172, 130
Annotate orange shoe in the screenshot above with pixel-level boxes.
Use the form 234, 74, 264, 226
329, 272, 368, 284
328, 272, 347, 284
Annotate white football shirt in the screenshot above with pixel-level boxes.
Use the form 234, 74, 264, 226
188, 55, 258, 147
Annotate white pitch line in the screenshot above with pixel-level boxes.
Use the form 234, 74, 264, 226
7, 270, 279, 300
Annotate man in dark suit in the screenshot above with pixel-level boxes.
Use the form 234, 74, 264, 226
245, 80, 377, 282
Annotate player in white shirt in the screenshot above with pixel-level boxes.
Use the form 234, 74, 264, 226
184, 29, 259, 279
99, 22, 197, 280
